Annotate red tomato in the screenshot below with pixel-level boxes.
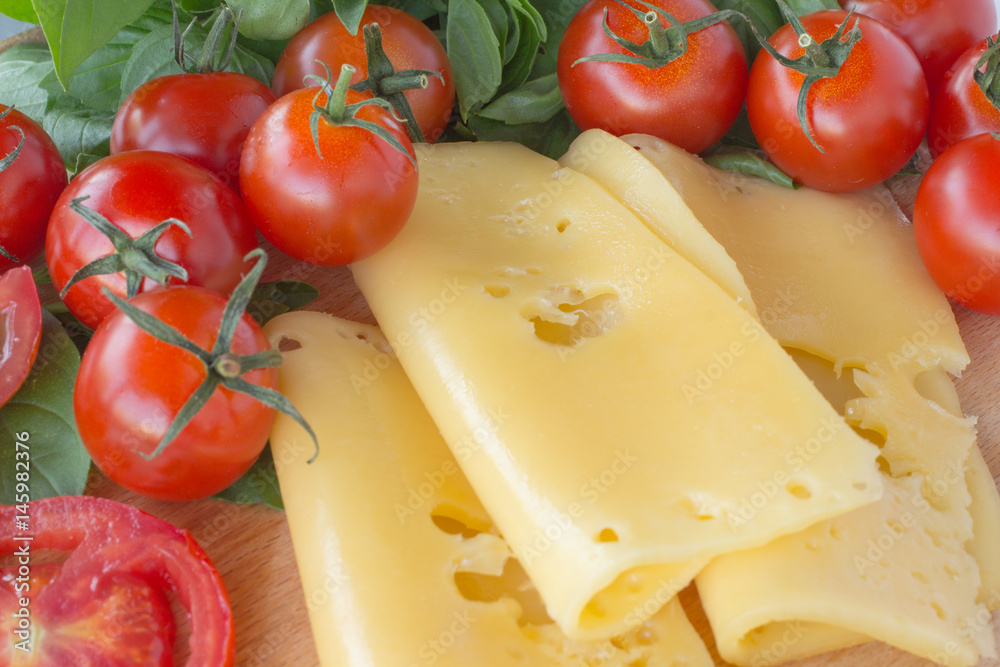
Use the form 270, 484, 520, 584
111, 72, 277, 189
556, 0, 747, 154
913, 132, 1000, 316
927, 37, 1000, 157
747, 10, 928, 192
0, 497, 233, 665
0, 105, 67, 270
74, 285, 278, 501
271, 7, 455, 142
840, 0, 997, 94
240, 86, 418, 266
46, 150, 258, 331
0, 266, 42, 407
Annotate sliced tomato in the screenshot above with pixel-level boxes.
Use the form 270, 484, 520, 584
0, 497, 234, 666
0, 266, 42, 408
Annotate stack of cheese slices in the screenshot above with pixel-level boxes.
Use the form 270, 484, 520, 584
264, 130, 1000, 667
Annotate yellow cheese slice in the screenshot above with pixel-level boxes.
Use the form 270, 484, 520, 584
263, 311, 713, 667
351, 141, 882, 641
578, 131, 999, 665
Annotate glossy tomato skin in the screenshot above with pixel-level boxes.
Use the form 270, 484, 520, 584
111, 72, 277, 189
557, 0, 747, 154
927, 38, 1000, 157
240, 88, 418, 266
0, 266, 42, 407
840, 0, 997, 94
0, 496, 234, 666
272, 6, 455, 142
913, 132, 1000, 316
75, 287, 278, 501
0, 104, 67, 270
747, 10, 928, 192
46, 150, 258, 330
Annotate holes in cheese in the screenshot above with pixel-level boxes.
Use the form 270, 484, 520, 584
351, 141, 882, 642
264, 311, 715, 667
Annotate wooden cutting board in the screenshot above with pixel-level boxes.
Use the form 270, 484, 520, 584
4, 26, 999, 667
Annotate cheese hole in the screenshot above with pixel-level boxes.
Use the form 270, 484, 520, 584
597, 528, 619, 543
430, 504, 492, 538
786, 482, 812, 500
931, 602, 947, 620
525, 291, 622, 347
276, 336, 302, 352
828, 524, 844, 541
454, 559, 553, 627
627, 659, 648, 667
525, 267, 542, 275
912, 571, 930, 584
484, 284, 511, 298
636, 627, 657, 646
854, 426, 887, 448
556, 219, 570, 233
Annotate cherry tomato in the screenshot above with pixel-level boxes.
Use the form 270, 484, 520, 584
556, 0, 747, 154
271, 6, 455, 142
913, 132, 1000, 316
75, 285, 278, 501
747, 10, 928, 192
240, 86, 418, 266
0, 266, 42, 407
111, 72, 277, 189
840, 0, 997, 94
46, 150, 258, 331
0, 105, 67, 270
0, 497, 234, 665
927, 37, 1000, 157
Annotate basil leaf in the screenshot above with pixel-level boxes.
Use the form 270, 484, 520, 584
704, 149, 800, 189
64, 3, 174, 112
0, 310, 91, 505
42, 93, 114, 172
213, 444, 283, 509
785, 0, 839, 13
467, 106, 579, 158
331, 0, 367, 34
713, 0, 782, 60
31, 0, 158, 88
0, 43, 61, 121
475, 0, 508, 61
246, 280, 320, 326
447, 0, 501, 119
479, 72, 561, 124
0, 0, 38, 22
496, 0, 543, 94
226, 0, 310, 41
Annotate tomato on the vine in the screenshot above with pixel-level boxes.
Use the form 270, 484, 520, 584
0, 105, 67, 270
0, 266, 42, 407
839, 0, 997, 94
111, 72, 276, 189
747, 9, 928, 192
46, 150, 258, 331
556, 0, 747, 154
913, 132, 1000, 316
272, 6, 455, 142
241, 66, 418, 266
0, 496, 234, 665
928, 37, 1000, 157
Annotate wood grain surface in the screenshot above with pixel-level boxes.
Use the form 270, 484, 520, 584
4, 27, 999, 667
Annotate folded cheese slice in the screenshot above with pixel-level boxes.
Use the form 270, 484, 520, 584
264, 311, 713, 667
572, 130, 999, 665
351, 141, 882, 641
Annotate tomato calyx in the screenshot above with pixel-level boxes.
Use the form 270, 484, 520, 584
974, 35, 1000, 110
173, 1, 240, 73
350, 22, 442, 143
102, 247, 320, 462
306, 62, 416, 165
572, 0, 742, 70
752, 1, 863, 153
58, 195, 192, 300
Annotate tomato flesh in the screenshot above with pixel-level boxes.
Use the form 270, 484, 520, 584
0, 267, 41, 408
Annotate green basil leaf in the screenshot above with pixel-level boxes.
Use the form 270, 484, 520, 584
475, 0, 507, 61
64, 3, 174, 112
704, 148, 800, 189
213, 444, 283, 509
713, 0, 782, 60
246, 280, 320, 326
226, 0, 310, 41
479, 72, 561, 124
0, 310, 91, 505
447, 0, 501, 119
31, 0, 158, 88
0, 43, 61, 121
43, 301, 93, 354
331, 0, 367, 34
42, 92, 114, 172
496, 0, 543, 94
467, 106, 578, 158
0, 0, 39, 22
784, 0, 839, 13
